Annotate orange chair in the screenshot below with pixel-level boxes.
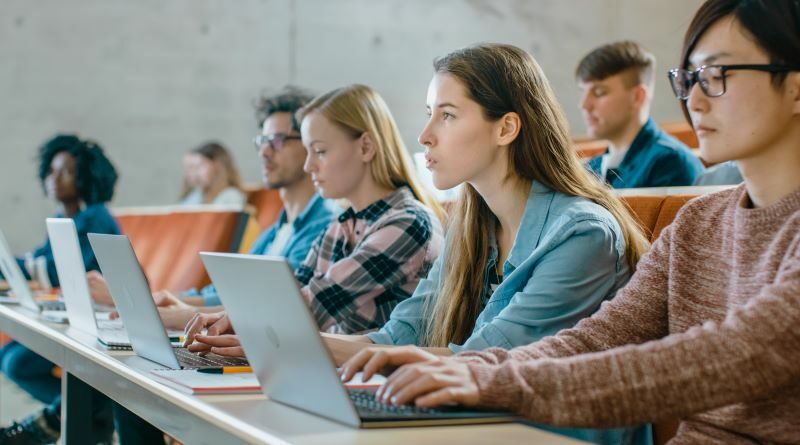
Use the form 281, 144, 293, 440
244, 187, 283, 229
115, 209, 249, 292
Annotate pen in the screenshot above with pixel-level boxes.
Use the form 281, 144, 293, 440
197, 366, 252, 374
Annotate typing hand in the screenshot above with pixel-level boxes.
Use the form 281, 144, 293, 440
183, 312, 233, 351
87, 271, 114, 306
190, 334, 245, 357
339, 346, 437, 384
374, 358, 480, 408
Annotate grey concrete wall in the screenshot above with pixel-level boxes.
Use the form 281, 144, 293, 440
0, 0, 702, 252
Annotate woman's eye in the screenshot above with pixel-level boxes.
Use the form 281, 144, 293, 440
442, 112, 454, 120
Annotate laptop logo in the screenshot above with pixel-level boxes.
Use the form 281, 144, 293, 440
264, 325, 280, 349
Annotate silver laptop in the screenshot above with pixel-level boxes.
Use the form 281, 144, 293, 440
47, 218, 155, 348
0, 228, 65, 315
89, 233, 247, 369
200, 252, 515, 428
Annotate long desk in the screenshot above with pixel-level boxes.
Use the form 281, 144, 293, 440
0, 304, 585, 445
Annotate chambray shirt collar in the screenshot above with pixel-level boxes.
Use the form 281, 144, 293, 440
504, 180, 554, 270
337, 186, 413, 224
280, 192, 326, 231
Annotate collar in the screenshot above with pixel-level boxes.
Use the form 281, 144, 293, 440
505, 180, 555, 269
337, 187, 414, 224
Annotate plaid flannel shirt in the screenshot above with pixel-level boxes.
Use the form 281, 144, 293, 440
295, 187, 443, 334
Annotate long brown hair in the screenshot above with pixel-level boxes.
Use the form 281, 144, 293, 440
179, 141, 243, 200
296, 84, 444, 221
424, 44, 650, 347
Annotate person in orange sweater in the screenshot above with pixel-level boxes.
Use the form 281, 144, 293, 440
340, 1, 800, 443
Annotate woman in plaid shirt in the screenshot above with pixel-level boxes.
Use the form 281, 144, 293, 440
185, 84, 446, 346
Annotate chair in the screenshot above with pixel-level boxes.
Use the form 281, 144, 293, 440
114, 207, 249, 292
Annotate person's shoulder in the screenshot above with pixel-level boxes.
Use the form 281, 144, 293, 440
214, 187, 246, 205
671, 185, 743, 226
649, 128, 701, 164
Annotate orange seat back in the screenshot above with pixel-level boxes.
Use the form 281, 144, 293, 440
245, 187, 283, 229
115, 209, 248, 292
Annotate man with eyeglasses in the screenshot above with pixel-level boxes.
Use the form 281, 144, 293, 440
107, 86, 340, 445
577, 41, 705, 188
87, 86, 338, 317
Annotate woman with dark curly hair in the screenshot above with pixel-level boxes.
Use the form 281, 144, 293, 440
0, 134, 121, 445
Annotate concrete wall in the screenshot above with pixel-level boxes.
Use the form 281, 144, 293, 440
0, 0, 702, 252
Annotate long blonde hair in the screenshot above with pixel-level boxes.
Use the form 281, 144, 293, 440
424, 44, 650, 347
296, 84, 444, 222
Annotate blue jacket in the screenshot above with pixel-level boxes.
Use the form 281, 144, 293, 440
190, 193, 338, 306
11, 203, 121, 286
368, 181, 649, 445
589, 119, 704, 188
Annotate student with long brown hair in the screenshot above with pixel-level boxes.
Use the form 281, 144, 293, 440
178, 141, 245, 206
341, 1, 800, 443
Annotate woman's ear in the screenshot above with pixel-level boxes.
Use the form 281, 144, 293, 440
359, 132, 377, 163
496, 112, 521, 147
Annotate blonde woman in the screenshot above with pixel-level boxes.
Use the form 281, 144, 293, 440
184, 84, 444, 339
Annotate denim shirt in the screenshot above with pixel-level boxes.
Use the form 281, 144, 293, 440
588, 118, 704, 189
367, 181, 651, 445
188, 193, 338, 306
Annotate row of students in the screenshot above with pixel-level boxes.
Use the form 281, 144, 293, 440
177, 46, 652, 444
2, 1, 795, 444
334, 1, 800, 444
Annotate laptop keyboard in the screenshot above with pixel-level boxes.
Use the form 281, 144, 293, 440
174, 348, 249, 369
349, 389, 448, 417
39, 301, 66, 311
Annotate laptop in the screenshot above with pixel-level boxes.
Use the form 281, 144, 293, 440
46, 218, 185, 349
0, 228, 66, 315
88, 233, 248, 369
200, 252, 516, 428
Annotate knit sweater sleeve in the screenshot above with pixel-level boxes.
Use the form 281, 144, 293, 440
464, 236, 800, 428
456, 221, 673, 366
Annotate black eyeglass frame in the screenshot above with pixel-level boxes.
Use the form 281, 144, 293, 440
253, 133, 303, 151
667, 64, 800, 100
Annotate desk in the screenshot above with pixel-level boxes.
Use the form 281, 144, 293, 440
0, 304, 585, 445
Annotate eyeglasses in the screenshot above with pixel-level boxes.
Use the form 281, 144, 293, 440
253, 133, 302, 151
668, 64, 800, 100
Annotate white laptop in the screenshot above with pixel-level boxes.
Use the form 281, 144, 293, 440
89, 233, 247, 369
46, 218, 147, 348
200, 252, 515, 428
0, 228, 65, 316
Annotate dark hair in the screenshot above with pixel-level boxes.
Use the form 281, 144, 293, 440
254, 86, 316, 132
679, 0, 800, 119
575, 40, 656, 87
37, 134, 118, 204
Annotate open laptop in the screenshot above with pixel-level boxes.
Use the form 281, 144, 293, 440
0, 228, 65, 315
47, 218, 185, 349
200, 252, 516, 428
89, 233, 248, 369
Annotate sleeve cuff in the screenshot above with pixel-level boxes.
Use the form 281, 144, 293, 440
467, 363, 524, 413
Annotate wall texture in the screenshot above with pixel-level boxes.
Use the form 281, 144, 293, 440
0, 0, 702, 252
